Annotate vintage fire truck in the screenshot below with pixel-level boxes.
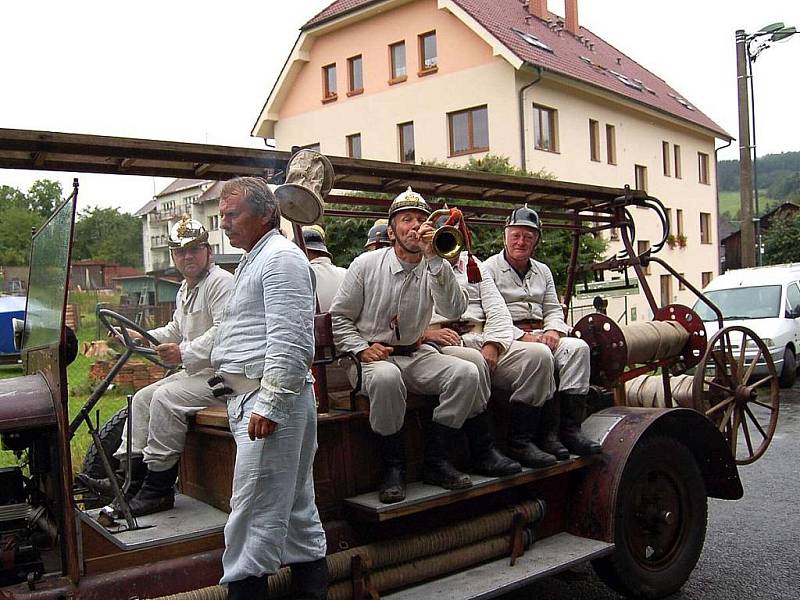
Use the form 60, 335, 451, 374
0, 128, 780, 599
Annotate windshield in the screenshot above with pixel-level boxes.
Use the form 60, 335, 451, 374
693, 285, 782, 321
23, 193, 76, 349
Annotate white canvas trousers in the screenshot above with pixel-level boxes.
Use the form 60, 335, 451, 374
115, 368, 223, 471
444, 340, 555, 408
351, 345, 487, 436
220, 385, 326, 584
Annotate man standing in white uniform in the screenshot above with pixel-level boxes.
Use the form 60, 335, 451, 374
330, 188, 519, 505
83, 217, 234, 517
423, 251, 558, 466
483, 206, 601, 457
212, 177, 327, 600
303, 225, 346, 312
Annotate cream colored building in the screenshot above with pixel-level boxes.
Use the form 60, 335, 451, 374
253, 0, 731, 324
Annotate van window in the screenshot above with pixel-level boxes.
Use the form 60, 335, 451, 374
694, 285, 782, 321
786, 283, 800, 316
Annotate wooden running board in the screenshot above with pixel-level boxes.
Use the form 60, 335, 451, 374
384, 533, 613, 599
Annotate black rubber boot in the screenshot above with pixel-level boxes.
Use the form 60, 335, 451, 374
77, 455, 147, 500
462, 411, 521, 477
127, 463, 179, 517
507, 402, 557, 468
227, 574, 269, 600
423, 422, 472, 490
377, 431, 406, 504
537, 397, 570, 461
560, 394, 602, 456
290, 557, 328, 600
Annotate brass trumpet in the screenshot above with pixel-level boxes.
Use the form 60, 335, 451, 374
424, 209, 464, 259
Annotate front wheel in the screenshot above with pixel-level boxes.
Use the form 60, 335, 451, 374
592, 435, 707, 599
778, 347, 796, 389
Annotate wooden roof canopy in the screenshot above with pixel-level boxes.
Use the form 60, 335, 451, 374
0, 128, 646, 229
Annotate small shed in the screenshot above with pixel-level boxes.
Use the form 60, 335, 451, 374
112, 275, 181, 306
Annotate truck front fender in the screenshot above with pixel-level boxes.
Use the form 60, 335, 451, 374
568, 406, 742, 542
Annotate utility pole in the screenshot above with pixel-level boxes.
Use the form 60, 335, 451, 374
736, 29, 755, 268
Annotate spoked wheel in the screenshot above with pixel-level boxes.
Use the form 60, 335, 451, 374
593, 436, 707, 599
692, 325, 780, 465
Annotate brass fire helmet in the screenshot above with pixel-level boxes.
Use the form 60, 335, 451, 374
168, 215, 209, 249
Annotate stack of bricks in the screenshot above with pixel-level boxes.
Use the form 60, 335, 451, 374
89, 360, 167, 392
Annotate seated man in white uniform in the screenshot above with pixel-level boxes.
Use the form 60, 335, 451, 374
303, 225, 346, 313
82, 217, 234, 516
483, 206, 601, 457
330, 188, 519, 505
422, 250, 558, 467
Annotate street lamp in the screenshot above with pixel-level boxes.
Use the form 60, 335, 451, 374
735, 23, 797, 268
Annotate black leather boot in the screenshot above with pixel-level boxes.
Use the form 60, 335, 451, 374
377, 431, 406, 504
77, 455, 147, 500
537, 397, 570, 461
560, 394, 602, 456
507, 402, 557, 468
462, 411, 521, 477
423, 422, 472, 490
127, 463, 179, 517
290, 557, 328, 600
227, 574, 269, 600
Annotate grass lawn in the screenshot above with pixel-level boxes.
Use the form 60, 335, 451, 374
1, 290, 131, 470
718, 190, 777, 218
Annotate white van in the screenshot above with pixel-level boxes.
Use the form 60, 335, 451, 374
692, 264, 800, 387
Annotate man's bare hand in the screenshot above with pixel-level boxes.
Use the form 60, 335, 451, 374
155, 343, 182, 366
248, 412, 278, 440
109, 326, 146, 344
415, 222, 437, 258
481, 343, 500, 372
540, 330, 561, 352
520, 332, 542, 344
423, 328, 461, 347
358, 343, 394, 363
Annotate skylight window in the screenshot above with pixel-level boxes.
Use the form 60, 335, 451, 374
609, 69, 643, 91
668, 92, 696, 111
511, 28, 553, 53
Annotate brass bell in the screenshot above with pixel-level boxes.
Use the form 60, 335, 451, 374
274, 150, 335, 225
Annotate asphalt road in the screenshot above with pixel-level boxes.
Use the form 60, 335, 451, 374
504, 384, 800, 600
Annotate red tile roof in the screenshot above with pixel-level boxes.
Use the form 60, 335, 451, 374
302, 0, 729, 138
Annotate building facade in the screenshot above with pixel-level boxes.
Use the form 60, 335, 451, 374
137, 179, 241, 274
253, 0, 731, 323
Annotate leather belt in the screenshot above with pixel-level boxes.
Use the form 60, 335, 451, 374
207, 372, 261, 397
430, 320, 483, 335
513, 319, 544, 332
370, 342, 420, 357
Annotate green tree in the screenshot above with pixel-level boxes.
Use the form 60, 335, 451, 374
73, 207, 144, 268
27, 179, 63, 217
0, 180, 63, 266
764, 214, 800, 265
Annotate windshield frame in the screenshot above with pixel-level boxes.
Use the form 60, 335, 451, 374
22, 189, 78, 352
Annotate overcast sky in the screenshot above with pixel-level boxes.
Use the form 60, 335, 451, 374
1, 0, 798, 213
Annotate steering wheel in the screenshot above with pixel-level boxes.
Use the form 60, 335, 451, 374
97, 308, 173, 369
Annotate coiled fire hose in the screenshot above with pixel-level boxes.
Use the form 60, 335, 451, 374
625, 373, 694, 408
151, 499, 544, 599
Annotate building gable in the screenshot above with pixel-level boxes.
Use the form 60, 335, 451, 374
255, 0, 729, 140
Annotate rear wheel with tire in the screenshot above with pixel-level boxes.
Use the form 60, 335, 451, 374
593, 435, 707, 599
778, 347, 796, 389
80, 407, 128, 477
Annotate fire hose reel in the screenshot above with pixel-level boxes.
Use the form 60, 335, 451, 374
573, 304, 707, 388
